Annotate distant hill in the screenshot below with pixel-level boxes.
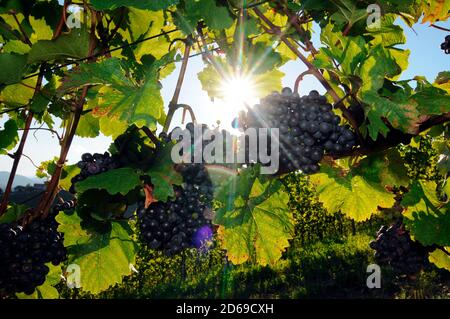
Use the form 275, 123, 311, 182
0, 171, 43, 190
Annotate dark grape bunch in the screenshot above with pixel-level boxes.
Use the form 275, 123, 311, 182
369, 222, 429, 276
441, 35, 450, 54
70, 152, 120, 193
138, 164, 214, 256
234, 88, 358, 174
0, 209, 66, 295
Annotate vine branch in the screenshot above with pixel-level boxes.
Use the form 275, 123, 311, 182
142, 126, 160, 146
10, 10, 32, 46
53, 0, 71, 39
0, 65, 46, 215
31, 10, 98, 222
163, 37, 192, 133
430, 24, 450, 32
294, 70, 312, 93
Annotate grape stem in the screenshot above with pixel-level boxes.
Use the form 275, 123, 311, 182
253, 8, 363, 142
293, 70, 312, 93
179, 104, 197, 124
17, 127, 62, 141
53, 0, 71, 40
142, 126, 160, 146
10, 10, 32, 46
31, 11, 98, 222
430, 24, 450, 32
0, 64, 46, 216
163, 37, 192, 133
274, 2, 318, 55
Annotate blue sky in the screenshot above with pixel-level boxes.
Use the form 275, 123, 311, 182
0, 18, 449, 177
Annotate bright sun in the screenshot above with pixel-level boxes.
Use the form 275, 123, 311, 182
209, 73, 260, 130
220, 75, 258, 111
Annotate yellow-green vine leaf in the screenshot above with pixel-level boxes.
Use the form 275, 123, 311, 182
401, 180, 450, 247
56, 211, 136, 294
428, 247, 450, 271
310, 163, 395, 221
214, 168, 293, 266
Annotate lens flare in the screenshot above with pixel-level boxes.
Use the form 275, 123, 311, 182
220, 74, 258, 111
193, 225, 214, 250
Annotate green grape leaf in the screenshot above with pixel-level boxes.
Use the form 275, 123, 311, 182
444, 180, 450, 198
3, 40, 31, 54
27, 28, 89, 63
56, 211, 91, 247
59, 164, 80, 192
75, 167, 141, 195
310, 163, 395, 221
76, 113, 100, 138
99, 116, 128, 139
90, 0, 179, 11
421, 0, 450, 23
30, 92, 49, 113
244, 42, 282, 75
1, 77, 37, 105
412, 86, 450, 116
358, 45, 402, 93
175, 0, 234, 34
214, 169, 293, 266
388, 48, 410, 80
361, 90, 420, 140
356, 149, 409, 187
0, 119, 19, 155
59, 58, 134, 92
320, 23, 368, 75
329, 0, 367, 27
366, 14, 406, 47
0, 203, 28, 224
0, 53, 29, 85
29, 16, 53, 43
145, 144, 182, 201
57, 211, 136, 294
402, 180, 450, 247
428, 247, 450, 271
60, 54, 172, 128
132, 10, 183, 62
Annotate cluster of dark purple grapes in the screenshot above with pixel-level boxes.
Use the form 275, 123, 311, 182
441, 35, 450, 54
138, 164, 214, 256
369, 222, 429, 276
70, 152, 120, 193
234, 88, 357, 174
0, 210, 66, 295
